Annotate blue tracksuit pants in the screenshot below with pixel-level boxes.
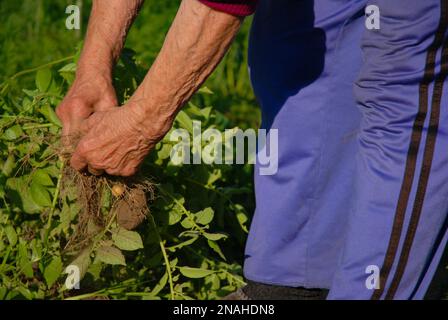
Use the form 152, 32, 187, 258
244, 0, 448, 299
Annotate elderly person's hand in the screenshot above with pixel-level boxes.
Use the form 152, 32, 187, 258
56, 0, 145, 149
66, 0, 243, 176
70, 102, 172, 176
56, 71, 117, 143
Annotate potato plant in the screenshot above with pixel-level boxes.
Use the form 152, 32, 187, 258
0, 49, 253, 300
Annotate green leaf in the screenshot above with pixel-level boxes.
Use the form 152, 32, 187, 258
86, 263, 103, 281
195, 207, 214, 225
201, 107, 213, 120
18, 243, 33, 278
6, 176, 42, 214
4, 225, 17, 246
203, 232, 227, 241
58, 63, 77, 73
44, 257, 63, 287
207, 169, 222, 186
17, 286, 33, 300
30, 181, 52, 207
207, 240, 226, 260
67, 248, 91, 281
36, 68, 52, 92
39, 103, 62, 127
178, 266, 214, 279
2, 153, 16, 177
32, 169, 54, 186
170, 257, 178, 268
236, 211, 249, 233
180, 217, 194, 229
175, 110, 193, 133
198, 86, 214, 95
22, 89, 38, 97
168, 209, 182, 225
206, 273, 221, 291
96, 245, 126, 266
17, 141, 40, 155
150, 272, 168, 296
3, 125, 23, 140
166, 235, 198, 253
0, 287, 7, 300
112, 228, 144, 251
157, 144, 172, 160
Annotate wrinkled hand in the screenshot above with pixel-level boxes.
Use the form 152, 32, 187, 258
70, 103, 171, 176
56, 72, 117, 143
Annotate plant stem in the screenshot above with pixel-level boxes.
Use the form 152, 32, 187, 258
46, 160, 65, 231
176, 241, 247, 287
23, 123, 54, 130
94, 209, 117, 246
65, 291, 107, 301
156, 184, 204, 234
149, 215, 175, 300
62, 278, 150, 300
5, 56, 75, 83
0, 247, 12, 273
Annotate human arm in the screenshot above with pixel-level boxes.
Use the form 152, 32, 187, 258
56, 0, 144, 142
70, 0, 246, 176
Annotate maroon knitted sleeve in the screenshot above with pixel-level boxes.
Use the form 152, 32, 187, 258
198, 0, 258, 17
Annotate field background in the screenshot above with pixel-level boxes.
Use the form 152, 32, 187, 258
0, 0, 259, 300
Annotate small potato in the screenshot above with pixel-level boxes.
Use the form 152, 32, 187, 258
111, 184, 125, 197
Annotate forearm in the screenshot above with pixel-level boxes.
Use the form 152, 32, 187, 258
76, 0, 144, 78
129, 0, 243, 129
57, 0, 144, 138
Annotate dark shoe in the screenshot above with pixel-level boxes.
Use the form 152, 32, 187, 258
221, 288, 251, 300
222, 280, 328, 300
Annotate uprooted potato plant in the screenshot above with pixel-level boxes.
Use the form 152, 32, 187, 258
0, 49, 254, 300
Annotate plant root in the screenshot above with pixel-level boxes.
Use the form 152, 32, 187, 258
56, 133, 154, 253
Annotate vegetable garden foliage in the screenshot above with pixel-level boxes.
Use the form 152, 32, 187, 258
0, 48, 255, 300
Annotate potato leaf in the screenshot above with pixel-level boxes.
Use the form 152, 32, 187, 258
96, 245, 126, 266
3, 125, 23, 141
178, 266, 214, 279
30, 181, 52, 207
1, 153, 16, 176
35, 68, 52, 92
150, 272, 168, 297
5, 225, 17, 246
203, 232, 227, 241
168, 209, 182, 225
112, 228, 144, 251
39, 104, 62, 127
180, 217, 194, 229
6, 177, 42, 214
67, 248, 91, 282
32, 169, 53, 186
44, 257, 63, 288
207, 240, 226, 261
175, 110, 193, 134
195, 207, 214, 226
18, 243, 33, 278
